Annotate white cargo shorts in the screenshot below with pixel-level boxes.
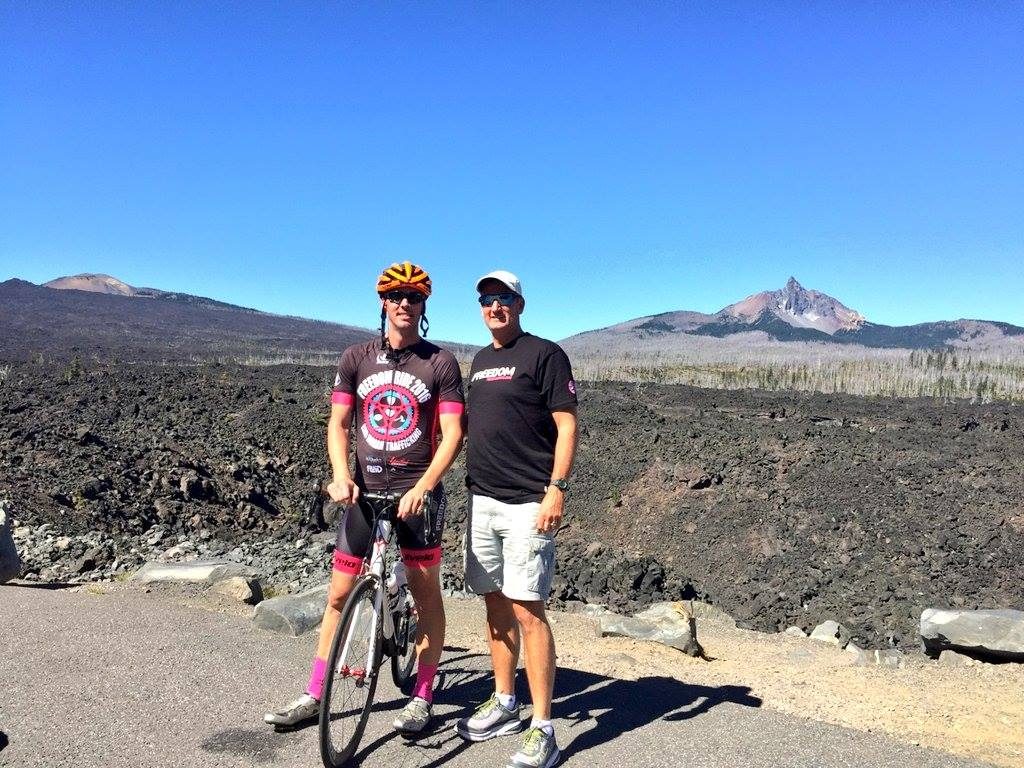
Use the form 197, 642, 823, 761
464, 494, 556, 602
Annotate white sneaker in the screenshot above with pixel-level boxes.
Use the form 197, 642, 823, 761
264, 693, 319, 727
393, 696, 432, 734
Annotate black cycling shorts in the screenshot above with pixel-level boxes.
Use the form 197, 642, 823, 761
332, 485, 447, 574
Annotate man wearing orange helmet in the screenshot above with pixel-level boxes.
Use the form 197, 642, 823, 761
265, 262, 465, 735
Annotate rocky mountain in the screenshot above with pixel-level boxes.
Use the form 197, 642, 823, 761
44, 273, 154, 297
1, 274, 478, 364
564, 277, 1024, 351
0, 276, 375, 363
719, 277, 865, 335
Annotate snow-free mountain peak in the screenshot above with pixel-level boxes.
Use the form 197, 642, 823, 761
718, 277, 866, 335
43, 273, 151, 296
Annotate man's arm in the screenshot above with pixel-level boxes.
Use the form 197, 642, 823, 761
398, 410, 465, 518
536, 407, 578, 533
326, 403, 359, 504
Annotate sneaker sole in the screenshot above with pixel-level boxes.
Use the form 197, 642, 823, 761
264, 711, 318, 728
456, 718, 525, 742
507, 746, 560, 768
393, 719, 431, 735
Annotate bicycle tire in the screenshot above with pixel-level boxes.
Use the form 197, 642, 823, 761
390, 584, 418, 692
319, 576, 383, 768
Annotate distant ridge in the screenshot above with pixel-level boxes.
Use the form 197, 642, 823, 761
563, 277, 1024, 352
0, 276, 372, 362
42, 272, 258, 312
0, 274, 476, 364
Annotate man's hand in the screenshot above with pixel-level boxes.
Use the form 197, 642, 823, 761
327, 477, 360, 505
398, 482, 430, 520
537, 487, 564, 533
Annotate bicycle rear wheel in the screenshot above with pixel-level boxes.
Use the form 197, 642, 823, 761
319, 576, 382, 768
390, 584, 419, 692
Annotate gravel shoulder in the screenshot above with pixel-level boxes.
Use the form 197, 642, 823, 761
547, 610, 1024, 768
1, 583, 1018, 768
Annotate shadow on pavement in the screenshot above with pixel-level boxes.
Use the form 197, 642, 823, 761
199, 650, 760, 767
557, 675, 762, 760
392, 652, 763, 767
0, 730, 9, 752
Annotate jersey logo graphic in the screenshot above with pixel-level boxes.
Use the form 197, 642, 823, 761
376, 352, 390, 364
471, 365, 516, 383
568, 380, 576, 395
363, 383, 420, 445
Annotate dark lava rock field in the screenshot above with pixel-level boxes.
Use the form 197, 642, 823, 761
2, 360, 1022, 650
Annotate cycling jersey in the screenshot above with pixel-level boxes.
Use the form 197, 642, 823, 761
331, 339, 465, 493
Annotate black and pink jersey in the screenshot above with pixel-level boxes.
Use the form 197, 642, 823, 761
331, 339, 465, 492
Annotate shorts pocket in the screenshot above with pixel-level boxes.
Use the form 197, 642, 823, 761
526, 535, 555, 596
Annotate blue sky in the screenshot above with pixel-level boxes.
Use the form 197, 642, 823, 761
2, 3, 1022, 345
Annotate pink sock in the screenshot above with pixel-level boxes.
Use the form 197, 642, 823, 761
413, 663, 438, 703
306, 657, 328, 700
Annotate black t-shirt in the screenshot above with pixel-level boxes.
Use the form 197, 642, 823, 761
466, 333, 577, 503
331, 339, 465, 493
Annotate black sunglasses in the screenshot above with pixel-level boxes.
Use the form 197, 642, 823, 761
477, 292, 519, 307
383, 290, 426, 305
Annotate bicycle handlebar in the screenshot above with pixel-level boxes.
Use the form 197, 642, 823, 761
361, 490, 434, 534
361, 490, 404, 504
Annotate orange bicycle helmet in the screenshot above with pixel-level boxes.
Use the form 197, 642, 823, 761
376, 261, 432, 297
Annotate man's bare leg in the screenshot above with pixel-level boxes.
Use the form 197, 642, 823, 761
314, 568, 358, 660
484, 590, 520, 696
392, 562, 445, 732
511, 599, 555, 721
264, 568, 357, 726
405, 562, 445, 668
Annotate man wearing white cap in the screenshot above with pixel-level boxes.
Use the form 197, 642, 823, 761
457, 270, 578, 768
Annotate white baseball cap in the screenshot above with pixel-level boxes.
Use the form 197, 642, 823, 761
475, 270, 523, 297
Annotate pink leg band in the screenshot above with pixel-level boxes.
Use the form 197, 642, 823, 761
333, 550, 363, 575
306, 656, 328, 700
401, 546, 442, 569
413, 663, 438, 703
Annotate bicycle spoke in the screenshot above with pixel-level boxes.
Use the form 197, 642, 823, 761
319, 578, 382, 768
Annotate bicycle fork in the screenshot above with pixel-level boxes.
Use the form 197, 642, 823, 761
337, 540, 397, 684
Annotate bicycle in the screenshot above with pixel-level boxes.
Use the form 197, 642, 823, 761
318, 490, 430, 768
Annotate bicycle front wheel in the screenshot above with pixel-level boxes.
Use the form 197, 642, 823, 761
390, 584, 419, 692
319, 576, 383, 768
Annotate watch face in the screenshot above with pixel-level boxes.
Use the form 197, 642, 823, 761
553, 479, 569, 491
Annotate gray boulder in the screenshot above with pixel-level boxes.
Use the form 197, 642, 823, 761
920, 608, 1024, 661
211, 576, 264, 605
253, 584, 329, 636
0, 502, 22, 584
810, 619, 852, 648
600, 602, 704, 657
134, 560, 258, 585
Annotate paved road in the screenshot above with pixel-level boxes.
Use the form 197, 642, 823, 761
0, 585, 994, 768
